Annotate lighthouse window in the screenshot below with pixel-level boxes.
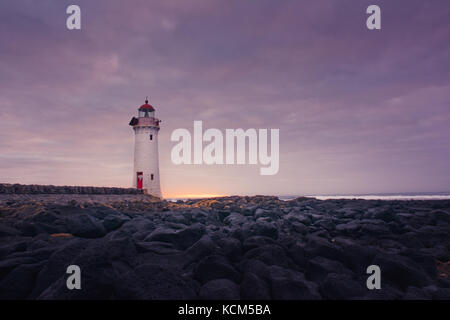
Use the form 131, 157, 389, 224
150, 134, 153, 140
139, 110, 154, 118
151, 174, 154, 180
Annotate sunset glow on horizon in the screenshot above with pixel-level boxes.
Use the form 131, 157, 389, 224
164, 193, 228, 199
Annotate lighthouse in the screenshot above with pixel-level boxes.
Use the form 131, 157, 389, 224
129, 98, 161, 198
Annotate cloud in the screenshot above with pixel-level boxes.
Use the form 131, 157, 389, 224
0, 0, 449, 195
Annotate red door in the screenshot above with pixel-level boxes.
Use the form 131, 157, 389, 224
137, 172, 143, 189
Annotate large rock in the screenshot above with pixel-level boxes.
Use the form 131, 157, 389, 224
113, 264, 197, 299
38, 263, 116, 299
193, 255, 240, 284
243, 236, 276, 252
372, 253, 433, 290
291, 222, 308, 235
240, 272, 271, 300
145, 223, 205, 250
335, 221, 360, 234
403, 286, 431, 300
360, 222, 390, 235
283, 212, 312, 225
65, 214, 106, 238
431, 210, 450, 224
30, 238, 89, 298
370, 207, 396, 222
337, 239, 379, 273
115, 217, 155, 238
267, 266, 321, 300
103, 214, 130, 232
399, 249, 438, 279
247, 221, 278, 239
319, 273, 365, 299
0, 261, 47, 299
304, 235, 343, 262
223, 212, 248, 227
182, 235, 219, 267
287, 244, 308, 268
314, 218, 335, 231
0, 257, 36, 282
163, 212, 190, 225
0, 241, 28, 260
213, 236, 242, 262
307, 256, 354, 282
199, 279, 240, 300
422, 285, 450, 300
38, 238, 138, 299
238, 259, 270, 280
0, 224, 20, 237
135, 241, 180, 255
244, 244, 292, 268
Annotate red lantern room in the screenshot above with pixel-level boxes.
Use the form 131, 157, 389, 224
129, 97, 160, 127
138, 98, 155, 118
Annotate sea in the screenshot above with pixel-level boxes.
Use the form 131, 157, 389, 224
166, 192, 450, 202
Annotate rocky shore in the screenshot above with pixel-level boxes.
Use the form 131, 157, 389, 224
0, 194, 449, 300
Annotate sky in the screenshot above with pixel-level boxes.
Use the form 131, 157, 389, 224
0, 0, 449, 198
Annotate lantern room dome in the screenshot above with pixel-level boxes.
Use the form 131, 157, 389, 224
139, 98, 155, 111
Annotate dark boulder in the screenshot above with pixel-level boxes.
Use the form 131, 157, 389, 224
247, 221, 279, 239
337, 240, 379, 273
0, 261, 47, 299
113, 264, 197, 299
182, 235, 219, 267
307, 256, 354, 282
38, 264, 116, 299
103, 214, 130, 232
65, 214, 106, 238
145, 223, 205, 249
240, 272, 271, 300
243, 236, 276, 252
193, 255, 240, 284
319, 273, 365, 300
238, 259, 270, 280
304, 235, 343, 262
335, 221, 360, 234
291, 222, 308, 235
372, 253, 433, 290
403, 286, 431, 300
135, 241, 180, 255
223, 212, 248, 227
30, 238, 89, 298
267, 265, 321, 300
422, 285, 450, 300
199, 279, 240, 300
0, 257, 36, 282
244, 244, 292, 268
213, 236, 242, 262
0, 223, 20, 237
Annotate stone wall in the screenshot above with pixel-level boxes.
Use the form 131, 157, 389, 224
0, 193, 158, 205
0, 183, 144, 195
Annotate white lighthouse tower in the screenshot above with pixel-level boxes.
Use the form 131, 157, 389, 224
129, 97, 161, 198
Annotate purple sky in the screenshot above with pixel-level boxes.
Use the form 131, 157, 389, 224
1, 0, 449, 197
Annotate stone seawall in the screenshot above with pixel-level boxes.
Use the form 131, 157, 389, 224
0, 193, 160, 205
0, 183, 160, 205
0, 183, 144, 195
